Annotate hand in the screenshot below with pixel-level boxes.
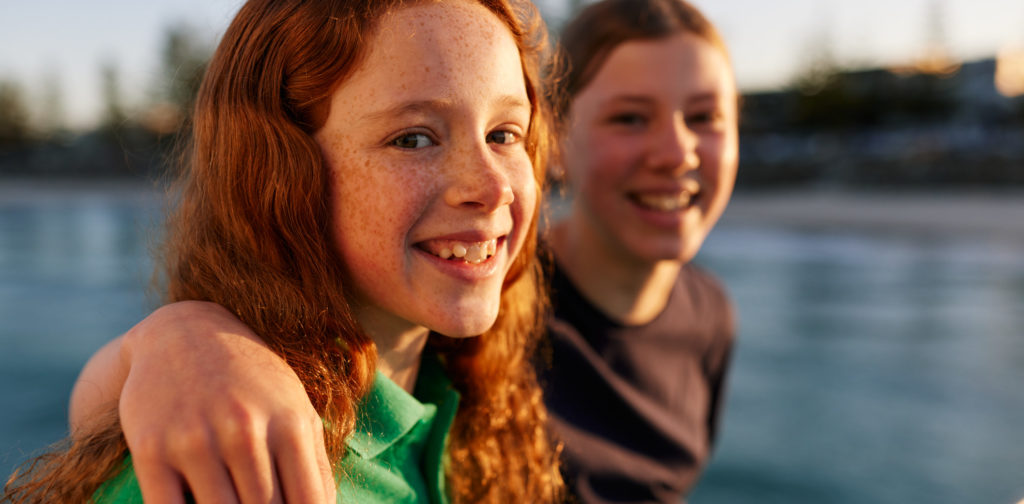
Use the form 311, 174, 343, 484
117, 301, 335, 504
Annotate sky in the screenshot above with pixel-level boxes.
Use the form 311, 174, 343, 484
1, 0, 1023, 129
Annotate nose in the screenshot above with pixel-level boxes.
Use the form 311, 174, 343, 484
443, 142, 516, 211
648, 113, 700, 175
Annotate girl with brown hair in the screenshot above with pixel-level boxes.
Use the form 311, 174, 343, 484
542, 0, 738, 500
3, 0, 563, 502
32, 0, 739, 502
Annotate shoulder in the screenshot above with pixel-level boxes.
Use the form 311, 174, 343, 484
676, 263, 736, 343
678, 264, 731, 310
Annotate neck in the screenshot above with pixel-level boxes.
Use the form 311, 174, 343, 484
551, 215, 682, 326
355, 306, 430, 393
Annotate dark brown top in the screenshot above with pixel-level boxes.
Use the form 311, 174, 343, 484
540, 261, 735, 504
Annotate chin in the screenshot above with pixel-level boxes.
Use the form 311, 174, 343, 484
634, 238, 703, 264
430, 303, 500, 339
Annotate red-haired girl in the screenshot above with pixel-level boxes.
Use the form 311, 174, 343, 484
3, 0, 562, 502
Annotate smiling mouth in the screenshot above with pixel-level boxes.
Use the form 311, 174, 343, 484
416, 237, 502, 264
631, 191, 700, 212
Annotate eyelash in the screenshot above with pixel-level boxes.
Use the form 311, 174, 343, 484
609, 113, 648, 127
607, 111, 724, 130
389, 132, 435, 149
687, 111, 722, 125
486, 129, 521, 145
387, 128, 523, 149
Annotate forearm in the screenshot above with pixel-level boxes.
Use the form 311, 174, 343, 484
67, 301, 269, 434
69, 335, 130, 434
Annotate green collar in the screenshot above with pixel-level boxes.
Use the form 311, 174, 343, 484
346, 353, 459, 459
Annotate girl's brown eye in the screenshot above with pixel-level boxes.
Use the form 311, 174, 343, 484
688, 110, 724, 128
486, 130, 519, 144
609, 113, 648, 128
391, 133, 434, 149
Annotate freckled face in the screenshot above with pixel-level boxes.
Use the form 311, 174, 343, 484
314, 1, 536, 339
564, 33, 738, 264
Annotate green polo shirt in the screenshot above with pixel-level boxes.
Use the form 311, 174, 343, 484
93, 355, 460, 503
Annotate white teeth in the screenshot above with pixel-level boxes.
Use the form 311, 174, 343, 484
466, 244, 484, 263
637, 193, 692, 211
427, 238, 499, 263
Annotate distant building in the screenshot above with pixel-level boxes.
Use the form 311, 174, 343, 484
742, 56, 1020, 131
736, 57, 1024, 187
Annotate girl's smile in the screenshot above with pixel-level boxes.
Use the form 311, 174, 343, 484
313, 0, 536, 341
564, 32, 739, 265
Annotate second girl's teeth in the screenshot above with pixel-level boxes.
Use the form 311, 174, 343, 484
636, 193, 693, 211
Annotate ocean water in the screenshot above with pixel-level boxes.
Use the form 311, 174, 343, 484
2, 185, 1023, 503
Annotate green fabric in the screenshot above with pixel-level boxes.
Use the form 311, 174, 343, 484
92, 355, 460, 504
92, 458, 143, 503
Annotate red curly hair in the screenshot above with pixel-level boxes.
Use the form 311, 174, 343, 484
4, 0, 562, 502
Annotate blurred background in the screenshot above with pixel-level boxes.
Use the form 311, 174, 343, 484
2, 0, 1023, 502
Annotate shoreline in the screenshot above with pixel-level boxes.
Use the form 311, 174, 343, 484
719, 188, 1024, 242
3, 178, 1023, 242
0, 177, 165, 205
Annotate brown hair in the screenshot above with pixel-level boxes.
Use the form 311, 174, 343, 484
553, 0, 730, 118
4, 0, 561, 502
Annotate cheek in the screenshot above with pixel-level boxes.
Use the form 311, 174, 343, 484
572, 135, 639, 199
510, 155, 539, 242
329, 160, 421, 274
698, 136, 738, 185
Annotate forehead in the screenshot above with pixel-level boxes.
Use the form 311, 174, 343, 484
586, 32, 735, 101
350, 1, 523, 97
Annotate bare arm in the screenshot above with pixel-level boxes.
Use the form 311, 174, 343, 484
70, 301, 335, 504
69, 335, 130, 434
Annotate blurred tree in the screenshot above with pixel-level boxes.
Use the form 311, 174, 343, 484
100, 60, 127, 132
149, 21, 211, 132
36, 70, 67, 138
790, 27, 855, 128
791, 27, 840, 96
0, 79, 31, 150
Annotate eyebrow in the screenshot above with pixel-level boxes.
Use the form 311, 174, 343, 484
360, 99, 454, 123
606, 92, 723, 105
687, 92, 722, 105
494, 94, 531, 112
604, 95, 655, 107
361, 95, 530, 123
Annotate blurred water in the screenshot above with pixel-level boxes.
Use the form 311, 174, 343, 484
691, 226, 1024, 504
1, 186, 1023, 503
0, 185, 160, 481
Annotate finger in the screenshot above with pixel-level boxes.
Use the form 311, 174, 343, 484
221, 428, 281, 504
133, 462, 187, 504
274, 416, 329, 504
313, 419, 337, 502
174, 449, 241, 504
166, 428, 242, 504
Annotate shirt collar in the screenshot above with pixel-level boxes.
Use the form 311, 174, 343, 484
347, 369, 427, 459
346, 353, 459, 460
